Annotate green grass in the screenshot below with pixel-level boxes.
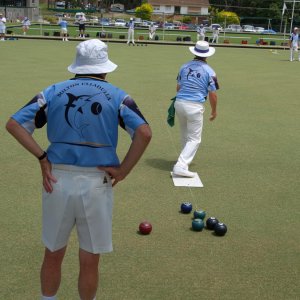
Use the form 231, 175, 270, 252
0, 40, 299, 299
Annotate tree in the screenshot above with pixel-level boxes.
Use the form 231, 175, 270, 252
135, 3, 153, 20
215, 11, 240, 25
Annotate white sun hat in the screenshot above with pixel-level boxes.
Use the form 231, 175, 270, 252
68, 39, 117, 74
189, 41, 215, 58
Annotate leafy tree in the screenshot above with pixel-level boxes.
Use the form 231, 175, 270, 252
135, 3, 153, 20
215, 11, 240, 25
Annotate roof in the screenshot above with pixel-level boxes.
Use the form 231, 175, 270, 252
149, 0, 210, 7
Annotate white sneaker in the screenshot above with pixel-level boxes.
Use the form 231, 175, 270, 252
172, 165, 196, 178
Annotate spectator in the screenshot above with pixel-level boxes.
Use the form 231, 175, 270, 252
6, 39, 152, 300
22, 17, 31, 35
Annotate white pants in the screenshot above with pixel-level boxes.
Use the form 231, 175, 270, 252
174, 100, 205, 169
290, 45, 300, 61
149, 32, 155, 40
127, 28, 135, 43
212, 34, 219, 43
42, 164, 113, 254
197, 34, 205, 41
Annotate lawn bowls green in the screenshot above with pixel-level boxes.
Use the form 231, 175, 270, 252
214, 223, 228, 236
193, 210, 206, 220
206, 217, 219, 230
192, 218, 205, 231
181, 202, 193, 214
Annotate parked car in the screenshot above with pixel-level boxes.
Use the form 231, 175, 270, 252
179, 23, 189, 30
88, 16, 98, 25
262, 29, 276, 34
114, 19, 127, 27
187, 23, 197, 30
99, 18, 111, 26
242, 25, 255, 32
255, 27, 265, 33
226, 24, 242, 32
164, 22, 175, 29
210, 23, 223, 31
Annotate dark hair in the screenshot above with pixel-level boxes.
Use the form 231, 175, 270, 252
194, 56, 207, 62
75, 73, 106, 79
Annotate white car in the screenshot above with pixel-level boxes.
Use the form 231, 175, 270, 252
255, 27, 265, 33
226, 24, 242, 32
242, 25, 256, 32
114, 19, 126, 27
88, 16, 98, 25
210, 23, 223, 31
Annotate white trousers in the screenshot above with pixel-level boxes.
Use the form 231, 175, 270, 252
127, 28, 135, 43
174, 100, 205, 169
290, 45, 300, 61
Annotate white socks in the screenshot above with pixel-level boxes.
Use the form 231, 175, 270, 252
41, 295, 57, 300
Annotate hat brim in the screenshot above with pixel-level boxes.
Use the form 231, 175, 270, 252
67, 59, 118, 74
189, 46, 215, 57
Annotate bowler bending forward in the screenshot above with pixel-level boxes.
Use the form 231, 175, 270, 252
6, 39, 152, 300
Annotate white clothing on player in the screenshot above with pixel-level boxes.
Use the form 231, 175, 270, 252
290, 32, 300, 61
127, 20, 135, 44
0, 16, 6, 34
211, 28, 219, 43
197, 26, 205, 41
42, 164, 113, 254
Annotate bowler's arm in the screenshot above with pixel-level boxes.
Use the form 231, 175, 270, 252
100, 124, 152, 186
6, 118, 57, 193
208, 91, 217, 121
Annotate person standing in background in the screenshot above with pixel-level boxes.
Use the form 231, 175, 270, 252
22, 17, 31, 35
58, 18, 68, 41
78, 14, 86, 38
149, 23, 156, 40
127, 18, 135, 45
211, 26, 219, 43
289, 27, 300, 61
196, 24, 205, 41
0, 12, 6, 41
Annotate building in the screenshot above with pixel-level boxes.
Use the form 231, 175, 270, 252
0, 0, 39, 21
148, 0, 209, 16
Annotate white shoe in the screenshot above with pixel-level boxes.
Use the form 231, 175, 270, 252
172, 165, 196, 178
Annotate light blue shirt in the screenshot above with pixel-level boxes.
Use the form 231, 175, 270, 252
59, 20, 68, 29
176, 60, 219, 103
12, 77, 148, 167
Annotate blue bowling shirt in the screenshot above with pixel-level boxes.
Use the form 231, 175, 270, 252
176, 60, 219, 103
12, 76, 148, 167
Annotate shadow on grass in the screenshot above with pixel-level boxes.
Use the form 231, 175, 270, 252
145, 158, 175, 171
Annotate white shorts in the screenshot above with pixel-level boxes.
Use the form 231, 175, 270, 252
0, 27, 5, 34
42, 164, 113, 254
60, 28, 68, 34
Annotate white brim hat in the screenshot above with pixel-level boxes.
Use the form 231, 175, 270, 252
68, 39, 117, 74
189, 41, 215, 58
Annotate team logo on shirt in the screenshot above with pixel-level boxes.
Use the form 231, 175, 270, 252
64, 93, 103, 144
187, 68, 201, 80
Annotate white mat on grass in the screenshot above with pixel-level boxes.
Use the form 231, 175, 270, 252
170, 172, 203, 187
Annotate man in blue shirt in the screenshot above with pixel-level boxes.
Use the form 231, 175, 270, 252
6, 39, 152, 300
172, 41, 219, 177
289, 27, 299, 61
58, 18, 68, 41
127, 18, 135, 45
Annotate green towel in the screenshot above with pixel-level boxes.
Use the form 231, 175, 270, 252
167, 97, 176, 127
